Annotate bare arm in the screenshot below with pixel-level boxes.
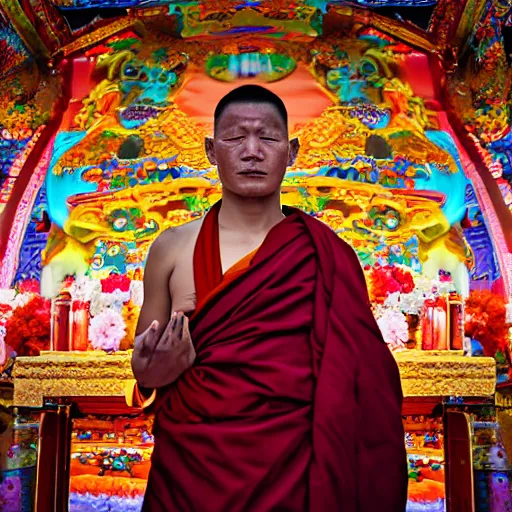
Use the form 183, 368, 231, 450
130, 229, 195, 399
136, 231, 175, 337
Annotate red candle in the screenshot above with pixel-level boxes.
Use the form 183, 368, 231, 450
71, 301, 90, 351
51, 291, 72, 351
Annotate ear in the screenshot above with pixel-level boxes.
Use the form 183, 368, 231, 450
205, 137, 216, 166
287, 138, 299, 167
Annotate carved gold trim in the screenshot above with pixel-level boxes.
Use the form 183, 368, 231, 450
51, 18, 146, 60
11, 350, 496, 407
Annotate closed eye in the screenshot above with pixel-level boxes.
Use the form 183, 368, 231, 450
261, 137, 278, 141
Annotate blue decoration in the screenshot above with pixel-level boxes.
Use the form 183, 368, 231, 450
463, 184, 500, 281
13, 184, 50, 286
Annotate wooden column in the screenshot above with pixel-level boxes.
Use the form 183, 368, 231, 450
445, 410, 475, 512
34, 405, 72, 512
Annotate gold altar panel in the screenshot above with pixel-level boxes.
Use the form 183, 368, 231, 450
12, 351, 496, 407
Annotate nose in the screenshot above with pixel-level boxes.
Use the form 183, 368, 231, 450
240, 135, 264, 161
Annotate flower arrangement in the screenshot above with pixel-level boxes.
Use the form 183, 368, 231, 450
384, 289, 425, 316
4, 295, 51, 356
465, 290, 508, 357
0, 273, 146, 356
374, 307, 408, 351
367, 264, 415, 303
0, 288, 34, 312
16, 278, 40, 295
90, 289, 130, 316
0, 303, 13, 323
101, 274, 131, 294
67, 274, 144, 352
89, 309, 126, 353
69, 276, 100, 303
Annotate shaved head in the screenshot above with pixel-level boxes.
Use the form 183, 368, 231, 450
214, 85, 288, 134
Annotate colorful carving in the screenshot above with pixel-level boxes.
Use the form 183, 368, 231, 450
206, 50, 296, 82
0, 26, 62, 216
0, 3, 506, 300
447, 0, 512, 211
4, 22, 497, 301
0, 5, 510, 512
179, 4, 321, 39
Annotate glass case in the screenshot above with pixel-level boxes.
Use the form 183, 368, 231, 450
472, 411, 512, 512
68, 414, 154, 512
403, 414, 446, 512
0, 404, 39, 512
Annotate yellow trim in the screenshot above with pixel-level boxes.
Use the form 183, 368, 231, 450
52, 18, 146, 60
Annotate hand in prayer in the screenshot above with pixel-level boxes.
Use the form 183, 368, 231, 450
132, 312, 196, 389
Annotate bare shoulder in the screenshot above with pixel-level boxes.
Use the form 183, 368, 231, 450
152, 218, 203, 248
146, 217, 204, 268
173, 217, 204, 240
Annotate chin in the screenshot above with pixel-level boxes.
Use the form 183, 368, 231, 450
228, 183, 278, 199
239, 189, 278, 199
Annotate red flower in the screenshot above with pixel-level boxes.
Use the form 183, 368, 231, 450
4, 295, 51, 356
465, 290, 507, 357
17, 279, 40, 294
0, 304, 12, 317
368, 265, 415, 302
100, 274, 131, 293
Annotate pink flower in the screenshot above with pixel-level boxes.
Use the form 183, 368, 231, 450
89, 309, 126, 352
376, 308, 408, 350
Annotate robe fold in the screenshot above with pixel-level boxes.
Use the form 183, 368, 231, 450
143, 202, 407, 511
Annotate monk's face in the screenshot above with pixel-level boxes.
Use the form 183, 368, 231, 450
206, 102, 299, 198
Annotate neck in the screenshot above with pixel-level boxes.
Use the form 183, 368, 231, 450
218, 190, 285, 234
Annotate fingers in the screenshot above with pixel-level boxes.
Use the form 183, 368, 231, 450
159, 312, 181, 347
178, 314, 185, 338
135, 320, 159, 352
161, 312, 177, 342
160, 312, 188, 347
181, 315, 191, 340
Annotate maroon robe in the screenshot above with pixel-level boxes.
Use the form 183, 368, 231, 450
143, 202, 407, 511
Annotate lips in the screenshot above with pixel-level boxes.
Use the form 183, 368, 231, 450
238, 170, 267, 176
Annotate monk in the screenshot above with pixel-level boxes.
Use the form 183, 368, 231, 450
130, 85, 408, 511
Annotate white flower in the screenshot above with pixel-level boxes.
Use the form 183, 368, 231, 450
375, 308, 409, 350
12, 293, 34, 310
70, 276, 101, 302
90, 290, 130, 316
384, 289, 425, 315
384, 292, 401, 308
0, 289, 16, 304
89, 309, 126, 352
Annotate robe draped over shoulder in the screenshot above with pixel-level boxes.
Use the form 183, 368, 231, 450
142, 202, 407, 512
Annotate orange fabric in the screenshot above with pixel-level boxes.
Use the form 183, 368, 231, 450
193, 246, 259, 319
192, 201, 262, 318
125, 380, 157, 409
